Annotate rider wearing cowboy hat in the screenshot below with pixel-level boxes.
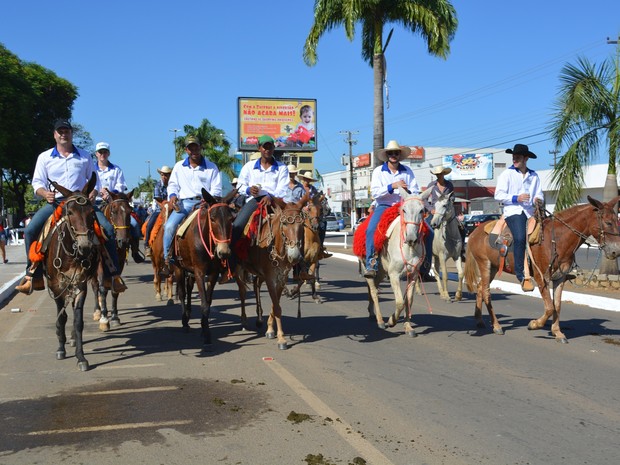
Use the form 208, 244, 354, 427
364, 140, 420, 278
494, 143, 544, 292
284, 164, 305, 203
143, 165, 172, 258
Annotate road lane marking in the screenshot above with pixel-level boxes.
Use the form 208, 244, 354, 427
26, 420, 192, 436
264, 357, 395, 465
96, 363, 165, 370
78, 386, 178, 396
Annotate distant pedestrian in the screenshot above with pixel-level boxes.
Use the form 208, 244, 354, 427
0, 214, 8, 263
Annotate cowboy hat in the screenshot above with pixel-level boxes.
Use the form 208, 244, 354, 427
287, 164, 298, 174
376, 140, 411, 162
430, 165, 452, 176
231, 177, 239, 185
157, 165, 173, 174
298, 171, 317, 182
506, 143, 537, 159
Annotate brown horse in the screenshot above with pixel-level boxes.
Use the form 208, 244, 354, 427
92, 191, 134, 330
174, 189, 236, 350
464, 196, 620, 343
150, 200, 174, 303
235, 194, 309, 349
43, 173, 100, 371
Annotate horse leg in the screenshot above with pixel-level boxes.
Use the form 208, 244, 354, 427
196, 272, 214, 351
178, 272, 190, 332
92, 278, 102, 322
266, 282, 287, 350
454, 256, 464, 302
110, 291, 121, 327
72, 291, 89, 371
98, 287, 110, 332
481, 267, 503, 335
315, 262, 321, 290
154, 271, 162, 301
439, 255, 451, 301
55, 299, 68, 360
528, 278, 568, 343
308, 262, 322, 304
235, 272, 248, 330
166, 275, 174, 305
402, 277, 417, 337
367, 274, 385, 329
386, 272, 405, 328
254, 276, 264, 328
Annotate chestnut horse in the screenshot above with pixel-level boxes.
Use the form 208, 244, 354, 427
235, 194, 309, 349
43, 174, 100, 371
92, 191, 134, 330
354, 188, 428, 337
174, 189, 236, 350
150, 200, 174, 303
464, 196, 620, 343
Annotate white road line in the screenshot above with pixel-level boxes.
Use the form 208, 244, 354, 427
78, 386, 178, 396
26, 420, 192, 436
96, 363, 165, 370
264, 357, 395, 465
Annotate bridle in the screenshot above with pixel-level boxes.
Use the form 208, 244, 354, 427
197, 202, 232, 259
399, 197, 425, 244
105, 198, 132, 233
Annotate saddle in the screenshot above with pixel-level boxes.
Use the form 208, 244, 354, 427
243, 204, 273, 247
483, 216, 541, 277
175, 207, 201, 238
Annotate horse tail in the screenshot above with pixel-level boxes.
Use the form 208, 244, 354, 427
464, 243, 479, 292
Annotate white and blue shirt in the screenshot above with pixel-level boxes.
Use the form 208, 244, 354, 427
167, 156, 222, 200
495, 165, 544, 218
32, 146, 101, 198
370, 162, 420, 206
237, 158, 289, 200
95, 162, 127, 202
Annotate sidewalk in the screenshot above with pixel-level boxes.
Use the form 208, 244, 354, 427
0, 244, 27, 307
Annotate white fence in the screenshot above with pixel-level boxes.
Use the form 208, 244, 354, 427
324, 231, 349, 249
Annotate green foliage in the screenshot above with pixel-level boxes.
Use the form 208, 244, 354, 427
133, 176, 157, 205
549, 50, 620, 210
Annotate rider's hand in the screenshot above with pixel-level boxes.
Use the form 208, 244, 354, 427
392, 180, 407, 191
250, 185, 261, 197
535, 197, 544, 207
259, 195, 272, 207
44, 190, 56, 204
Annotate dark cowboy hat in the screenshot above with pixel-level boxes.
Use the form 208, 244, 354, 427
506, 143, 537, 159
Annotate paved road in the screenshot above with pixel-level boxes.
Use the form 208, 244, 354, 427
1, 248, 619, 465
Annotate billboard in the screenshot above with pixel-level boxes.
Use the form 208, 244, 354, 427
443, 153, 494, 180
238, 97, 317, 152
353, 153, 371, 167
406, 146, 425, 161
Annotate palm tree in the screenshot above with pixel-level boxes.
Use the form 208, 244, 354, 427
175, 118, 238, 182
548, 49, 620, 274
303, 0, 458, 156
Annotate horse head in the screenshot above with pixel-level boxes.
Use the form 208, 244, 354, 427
201, 188, 235, 260
430, 192, 455, 229
587, 195, 620, 259
275, 193, 309, 264
399, 187, 425, 246
106, 190, 133, 248
304, 193, 323, 232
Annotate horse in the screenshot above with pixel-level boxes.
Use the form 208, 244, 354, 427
464, 195, 620, 343
92, 191, 134, 331
149, 200, 174, 303
428, 191, 464, 302
173, 189, 236, 350
353, 188, 429, 337
234, 194, 309, 349
284, 193, 326, 305
41, 173, 100, 371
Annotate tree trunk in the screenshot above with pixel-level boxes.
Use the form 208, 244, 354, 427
598, 174, 619, 275
372, 54, 385, 169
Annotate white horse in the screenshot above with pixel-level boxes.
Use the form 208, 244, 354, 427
429, 191, 464, 301
356, 188, 428, 337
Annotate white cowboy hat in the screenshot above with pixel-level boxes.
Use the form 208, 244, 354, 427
157, 165, 173, 174
287, 164, 298, 174
298, 171, 317, 182
231, 177, 239, 185
430, 165, 452, 176
376, 140, 411, 162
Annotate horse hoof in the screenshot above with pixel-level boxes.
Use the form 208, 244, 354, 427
266, 331, 276, 340
556, 337, 569, 344
156, 294, 162, 301
377, 323, 386, 330
69, 339, 76, 348
407, 330, 417, 338
527, 321, 540, 330
278, 342, 288, 350
56, 351, 66, 360
110, 318, 121, 328
493, 327, 504, 335
77, 361, 89, 372
99, 323, 110, 332
93, 311, 101, 321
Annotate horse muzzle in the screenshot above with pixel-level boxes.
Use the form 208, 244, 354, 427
216, 243, 231, 260
603, 241, 620, 260
286, 245, 303, 264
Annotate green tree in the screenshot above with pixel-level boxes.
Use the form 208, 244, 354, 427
548, 49, 620, 274
0, 43, 78, 220
303, 0, 458, 155
176, 119, 238, 182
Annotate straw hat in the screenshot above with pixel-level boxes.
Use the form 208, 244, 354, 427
298, 171, 317, 182
376, 140, 411, 162
430, 165, 452, 176
157, 165, 173, 174
287, 164, 298, 174
231, 178, 239, 185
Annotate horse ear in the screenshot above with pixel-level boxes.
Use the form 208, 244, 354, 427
297, 192, 310, 208
81, 172, 97, 196
587, 195, 604, 210
127, 189, 134, 202
420, 188, 432, 200
273, 197, 287, 210
201, 188, 217, 205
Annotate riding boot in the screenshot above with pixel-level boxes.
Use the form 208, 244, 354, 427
318, 247, 332, 260
104, 275, 127, 293
144, 245, 152, 258
131, 237, 145, 263
159, 260, 172, 278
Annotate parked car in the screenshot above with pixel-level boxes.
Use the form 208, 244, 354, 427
334, 212, 351, 228
463, 213, 501, 237
325, 215, 342, 232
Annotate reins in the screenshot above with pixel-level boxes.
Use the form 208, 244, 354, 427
197, 202, 231, 259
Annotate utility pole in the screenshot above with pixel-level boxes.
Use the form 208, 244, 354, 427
169, 128, 181, 162
549, 149, 560, 168
340, 130, 358, 225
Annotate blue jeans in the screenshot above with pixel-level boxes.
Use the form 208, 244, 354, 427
130, 215, 141, 239
365, 204, 389, 270
423, 217, 434, 273
163, 199, 200, 260
24, 202, 120, 277
505, 212, 527, 282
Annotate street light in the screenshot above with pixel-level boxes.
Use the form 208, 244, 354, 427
169, 128, 181, 162
146, 160, 151, 178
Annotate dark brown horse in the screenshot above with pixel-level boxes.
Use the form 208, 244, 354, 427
464, 196, 620, 343
235, 194, 309, 349
92, 191, 134, 330
43, 173, 100, 371
174, 189, 236, 351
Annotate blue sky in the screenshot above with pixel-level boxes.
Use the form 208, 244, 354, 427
2, 1, 619, 188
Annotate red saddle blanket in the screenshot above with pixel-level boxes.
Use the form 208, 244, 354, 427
353, 204, 401, 258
